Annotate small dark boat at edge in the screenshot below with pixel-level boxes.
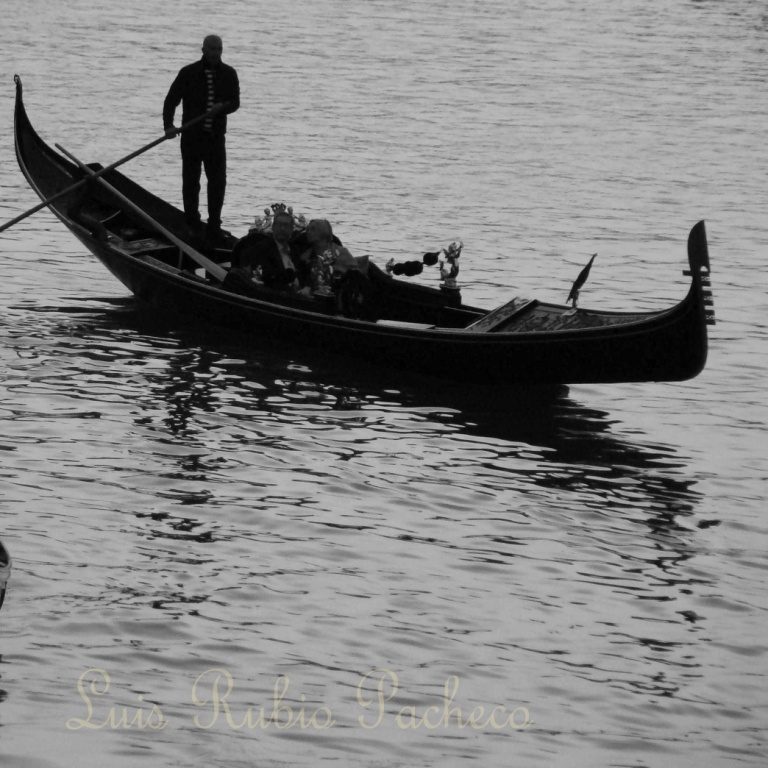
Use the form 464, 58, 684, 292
12, 76, 715, 385
0, 540, 10, 610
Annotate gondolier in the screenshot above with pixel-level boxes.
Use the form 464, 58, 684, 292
163, 34, 240, 238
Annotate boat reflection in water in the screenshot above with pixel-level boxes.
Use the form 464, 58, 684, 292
46, 300, 703, 529
0, 540, 10, 610
15, 299, 711, 627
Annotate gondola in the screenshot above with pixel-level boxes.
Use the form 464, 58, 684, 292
11, 76, 715, 385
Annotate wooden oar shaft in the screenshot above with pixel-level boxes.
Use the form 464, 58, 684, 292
1, 104, 225, 235
55, 143, 227, 282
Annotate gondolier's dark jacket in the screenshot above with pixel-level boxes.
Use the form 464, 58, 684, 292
163, 57, 240, 137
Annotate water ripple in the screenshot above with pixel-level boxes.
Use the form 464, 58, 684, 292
3, 0, 767, 765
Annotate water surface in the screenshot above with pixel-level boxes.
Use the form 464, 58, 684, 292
1, 1, 767, 766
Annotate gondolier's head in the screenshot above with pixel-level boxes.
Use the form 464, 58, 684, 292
202, 35, 223, 66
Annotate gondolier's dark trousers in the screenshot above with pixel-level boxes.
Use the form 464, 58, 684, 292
180, 130, 226, 231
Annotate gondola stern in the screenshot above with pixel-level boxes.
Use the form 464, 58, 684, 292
14, 74, 47, 181
13, 74, 87, 232
13, 74, 38, 165
13, 74, 30, 171
14, 75, 76, 178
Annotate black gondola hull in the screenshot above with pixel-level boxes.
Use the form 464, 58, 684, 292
84, 235, 708, 384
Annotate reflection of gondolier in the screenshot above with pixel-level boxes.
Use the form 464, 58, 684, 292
163, 34, 240, 238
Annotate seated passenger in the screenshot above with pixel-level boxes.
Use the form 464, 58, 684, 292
301, 218, 358, 295
231, 209, 305, 290
299, 219, 378, 318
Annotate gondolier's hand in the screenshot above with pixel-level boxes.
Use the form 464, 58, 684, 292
164, 124, 179, 139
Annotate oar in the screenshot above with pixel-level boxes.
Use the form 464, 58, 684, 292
0, 104, 225, 235
56, 143, 228, 282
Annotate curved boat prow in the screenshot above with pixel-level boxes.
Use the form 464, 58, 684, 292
13, 74, 80, 207
688, 220, 711, 274
686, 220, 716, 326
